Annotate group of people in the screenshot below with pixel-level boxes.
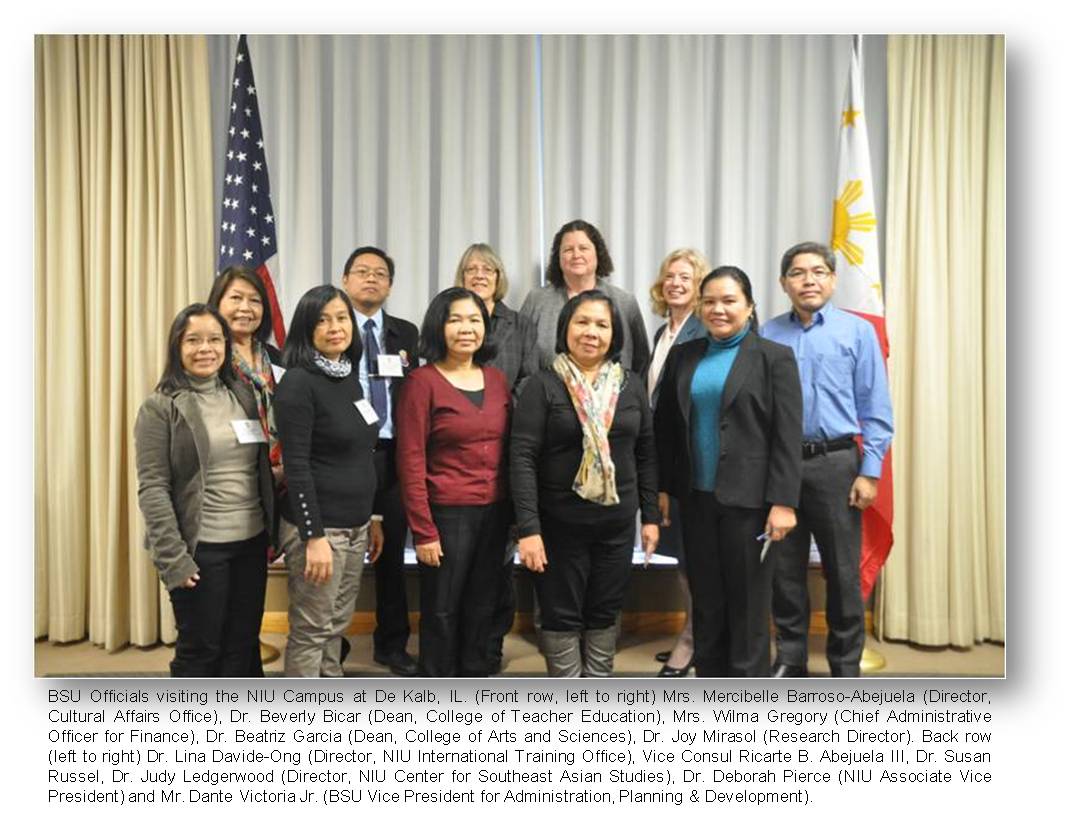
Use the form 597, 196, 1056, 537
135, 218, 892, 680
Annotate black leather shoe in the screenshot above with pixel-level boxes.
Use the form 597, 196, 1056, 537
770, 662, 808, 678
657, 662, 693, 678
654, 650, 671, 663
374, 649, 420, 677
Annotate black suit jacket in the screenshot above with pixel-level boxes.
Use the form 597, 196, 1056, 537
369, 312, 418, 489
380, 311, 419, 409
653, 331, 803, 510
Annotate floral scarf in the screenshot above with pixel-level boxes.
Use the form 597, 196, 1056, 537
552, 353, 624, 506
231, 341, 281, 469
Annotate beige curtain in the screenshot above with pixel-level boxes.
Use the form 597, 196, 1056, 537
35, 35, 214, 649
879, 35, 1005, 646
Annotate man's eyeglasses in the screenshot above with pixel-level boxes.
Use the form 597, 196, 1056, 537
349, 267, 390, 282
785, 267, 833, 281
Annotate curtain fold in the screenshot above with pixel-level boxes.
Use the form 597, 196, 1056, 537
539, 35, 856, 329
211, 35, 544, 324
879, 35, 1005, 646
35, 35, 214, 649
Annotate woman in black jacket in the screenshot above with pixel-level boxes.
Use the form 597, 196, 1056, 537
654, 266, 803, 677
273, 285, 383, 677
511, 291, 660, 677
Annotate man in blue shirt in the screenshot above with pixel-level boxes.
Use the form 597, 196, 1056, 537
760, 242, 893, 677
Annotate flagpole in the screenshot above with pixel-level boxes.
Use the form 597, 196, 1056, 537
821, 31, 895, 676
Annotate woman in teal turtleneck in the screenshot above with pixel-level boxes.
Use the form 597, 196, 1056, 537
653, 267, 803, 677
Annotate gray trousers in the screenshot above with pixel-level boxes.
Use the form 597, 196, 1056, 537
772, 447, 863, 677
283, 519, 369, 677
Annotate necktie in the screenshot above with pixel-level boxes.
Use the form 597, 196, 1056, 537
363, 318, 389, 431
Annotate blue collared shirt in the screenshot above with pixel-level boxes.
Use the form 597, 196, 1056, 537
760, 303, 893, 477
356, 308, 394, 439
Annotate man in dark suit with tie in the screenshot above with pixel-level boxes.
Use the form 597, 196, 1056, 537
342, 246, 420, 676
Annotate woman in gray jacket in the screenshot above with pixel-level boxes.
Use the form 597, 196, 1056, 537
135, 303, 275, 677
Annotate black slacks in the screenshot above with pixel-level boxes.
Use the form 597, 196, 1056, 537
168, 530, 268, 678
681, 492, 771, 677
418, 502, 510, 677
372, 443, 411, 656
486, 538, 517, 664
772, 447, 863, 677
535, 517, 634, 633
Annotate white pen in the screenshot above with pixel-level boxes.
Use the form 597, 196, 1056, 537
757, 531, 774, 563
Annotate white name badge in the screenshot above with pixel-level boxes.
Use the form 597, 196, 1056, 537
355, 399, 380, 426
231, 419, 268, 444
376, 354, 404, 378
271, 364, 286, 383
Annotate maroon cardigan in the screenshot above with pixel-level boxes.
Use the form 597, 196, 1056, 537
395, 364, 511, 545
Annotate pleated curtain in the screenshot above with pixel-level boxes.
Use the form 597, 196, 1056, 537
35, 35, 214, 648
879, 34, 1005, 646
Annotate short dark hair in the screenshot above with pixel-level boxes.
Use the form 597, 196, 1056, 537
155, 304, 234, 395
699, 265, 759, 332
343, 245, 395, 283
780, 242, 836, 277
206, 265, 275, 344
545, 219, 614, 287
554, 290, 624, 363
418, 287, 496, 365
282, 285, 363, 371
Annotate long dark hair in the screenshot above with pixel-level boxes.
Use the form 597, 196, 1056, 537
418, 287, 496, 365
282, 285, 363, 371
699, 266, 759, 332
545, 219, 614, 287
206, 265, 275, 344
554, 290, 624, 363
154, 304, 234, 395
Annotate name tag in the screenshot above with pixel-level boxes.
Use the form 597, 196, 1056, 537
271, 364, 286, 383
355, 399, 380, 426
376, 354, 404, 378
231, 419, 268, 444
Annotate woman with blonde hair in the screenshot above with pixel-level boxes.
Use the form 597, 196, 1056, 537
644, 248, 708, 677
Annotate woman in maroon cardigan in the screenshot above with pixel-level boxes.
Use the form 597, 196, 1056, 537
396, 287, 512, 676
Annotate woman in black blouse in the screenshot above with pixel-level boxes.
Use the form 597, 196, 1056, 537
274, 285, 384, 677
510, 291, 660, 677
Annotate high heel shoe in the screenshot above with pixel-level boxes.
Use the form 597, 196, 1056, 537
657, 661, 693, 678
654, 650, 671, 663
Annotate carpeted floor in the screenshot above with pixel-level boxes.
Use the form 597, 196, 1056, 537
36, 631, 1004, 678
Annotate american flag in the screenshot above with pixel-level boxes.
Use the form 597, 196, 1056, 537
217, 34, 286, 345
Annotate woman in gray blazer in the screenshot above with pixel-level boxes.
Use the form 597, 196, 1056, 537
135, 304, 275, 677
644, 249, 709, 678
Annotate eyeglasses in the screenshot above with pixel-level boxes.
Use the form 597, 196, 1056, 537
785, 267, 833, 281
349, 267, 389, 282
463, 264, 497, 277
182, 334, 224, 346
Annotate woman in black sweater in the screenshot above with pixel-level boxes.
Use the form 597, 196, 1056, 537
273, 285, 383, 677
510, 291, 660, 677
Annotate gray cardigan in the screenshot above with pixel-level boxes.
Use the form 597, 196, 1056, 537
134, 379, 274, 589
518, 280, 651, 375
